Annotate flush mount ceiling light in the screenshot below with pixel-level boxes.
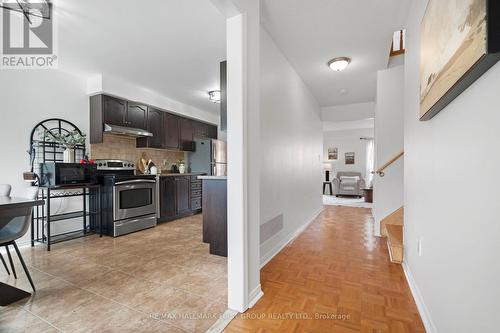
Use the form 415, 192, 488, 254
328, 57, 351, 72
208, 90, 221, 103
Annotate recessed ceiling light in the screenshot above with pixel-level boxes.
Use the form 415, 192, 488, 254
208, 90, 221, 103
328, 57, 351, 72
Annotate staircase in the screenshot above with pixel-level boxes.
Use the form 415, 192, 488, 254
380, 206, 404, 263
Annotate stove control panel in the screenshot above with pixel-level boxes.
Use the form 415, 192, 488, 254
95, 160, 135, 171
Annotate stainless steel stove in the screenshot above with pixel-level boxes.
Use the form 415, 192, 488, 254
95, 160, 157, 237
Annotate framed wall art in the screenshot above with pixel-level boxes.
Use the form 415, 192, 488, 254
345, 152, 355, 165
328, 147, 338, 160
420, 0, 500, 120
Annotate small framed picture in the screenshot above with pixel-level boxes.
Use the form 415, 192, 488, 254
328, 147, 338, 160
345, 152, 355, 165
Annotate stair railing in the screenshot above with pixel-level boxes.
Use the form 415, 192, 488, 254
374, 151, 404, 177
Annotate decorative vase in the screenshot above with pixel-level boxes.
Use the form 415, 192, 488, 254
63, 148, 75, 163
178, 163, 185, 174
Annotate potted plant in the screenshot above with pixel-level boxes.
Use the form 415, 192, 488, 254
46, 130, 86, 163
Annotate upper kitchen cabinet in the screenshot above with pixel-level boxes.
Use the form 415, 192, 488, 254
90, 94, 148, 144
164, 113, 180, 150
137, 107, 164, 149
179, 118, 194, 151
193, 121, 218, 140
90, 94, 218, 147
127, 103, 148, 129
102, 95, 127, 126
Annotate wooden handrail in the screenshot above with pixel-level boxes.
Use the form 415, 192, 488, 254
374, 151, 404, 177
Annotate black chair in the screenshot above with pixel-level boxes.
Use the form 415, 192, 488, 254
0, 184, 12, 275
323, 170, 333, 195
0, 187, 38, 291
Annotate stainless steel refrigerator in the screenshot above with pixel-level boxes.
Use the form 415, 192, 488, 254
188, 139, 227, 176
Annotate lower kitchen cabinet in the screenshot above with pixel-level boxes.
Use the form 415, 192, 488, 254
159, 177, 176, 220
158, 175, 204, 222
175, 177, 191, 215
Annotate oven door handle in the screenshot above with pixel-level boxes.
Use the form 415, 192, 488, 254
114, 179, 157, 185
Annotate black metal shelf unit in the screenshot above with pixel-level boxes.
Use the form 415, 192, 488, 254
29, 118, 86, 178
28, 119, 101, 251
31, 185, 102, 251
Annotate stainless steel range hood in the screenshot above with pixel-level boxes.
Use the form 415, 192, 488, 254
104, 124, 153, 138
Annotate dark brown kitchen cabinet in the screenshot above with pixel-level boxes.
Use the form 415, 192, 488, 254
207, 124, 218, 139
164, 113, 180, 149
179, 118, 194, 151
157, 174, 205, 223
175, 177, 191, 215
102, 95, 127, 126
90, 94, 218, 146
127, 103, 147, 129
137, 107, 164, 149
202, 178, 227, 257
193, 121, 218, 139
90, 95, 148, 143
159, 177, 176, 220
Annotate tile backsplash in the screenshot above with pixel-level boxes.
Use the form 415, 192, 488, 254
90, 134, 185, 172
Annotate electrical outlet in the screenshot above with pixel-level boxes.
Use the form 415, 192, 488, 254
417, 238, 423, 257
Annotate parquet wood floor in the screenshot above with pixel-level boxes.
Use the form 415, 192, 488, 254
224, 206, 425, 333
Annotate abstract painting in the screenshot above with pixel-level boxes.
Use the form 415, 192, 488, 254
420, 0, 500, 120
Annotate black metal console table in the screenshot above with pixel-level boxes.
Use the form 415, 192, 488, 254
31, 184, 102, 251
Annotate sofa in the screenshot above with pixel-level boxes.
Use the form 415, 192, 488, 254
332, 171, 365, 197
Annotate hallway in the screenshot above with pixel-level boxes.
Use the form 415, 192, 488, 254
224, 206, 425, 332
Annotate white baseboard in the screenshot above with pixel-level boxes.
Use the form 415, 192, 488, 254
248, 284, 264, 308
260, 207, 323, 268
402, 261, 437, 333
246, 205, 322, 312
205, 309, 238, 333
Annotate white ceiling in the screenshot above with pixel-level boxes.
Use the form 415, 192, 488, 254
56, 0, 226, 114
262, 0, 411, 107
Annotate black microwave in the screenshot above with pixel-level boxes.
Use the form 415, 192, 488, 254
39, 163, 97, 187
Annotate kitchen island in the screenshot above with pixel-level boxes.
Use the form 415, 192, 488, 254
198, 176, 227, 257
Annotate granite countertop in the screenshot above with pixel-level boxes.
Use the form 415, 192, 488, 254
197, 176, 227, 180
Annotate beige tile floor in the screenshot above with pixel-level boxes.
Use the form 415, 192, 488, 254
0, 214, 228, 333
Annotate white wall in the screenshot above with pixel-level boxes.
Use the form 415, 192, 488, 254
403, 2, 500, 332
259, 28, 323, 265
0, 70, 89, 243
373, 65, 404, 235
323, 118, 374, 132
321, 102, 375, 122
323, 128, 374, 180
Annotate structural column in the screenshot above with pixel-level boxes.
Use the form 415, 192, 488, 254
211, 0, 262, 312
